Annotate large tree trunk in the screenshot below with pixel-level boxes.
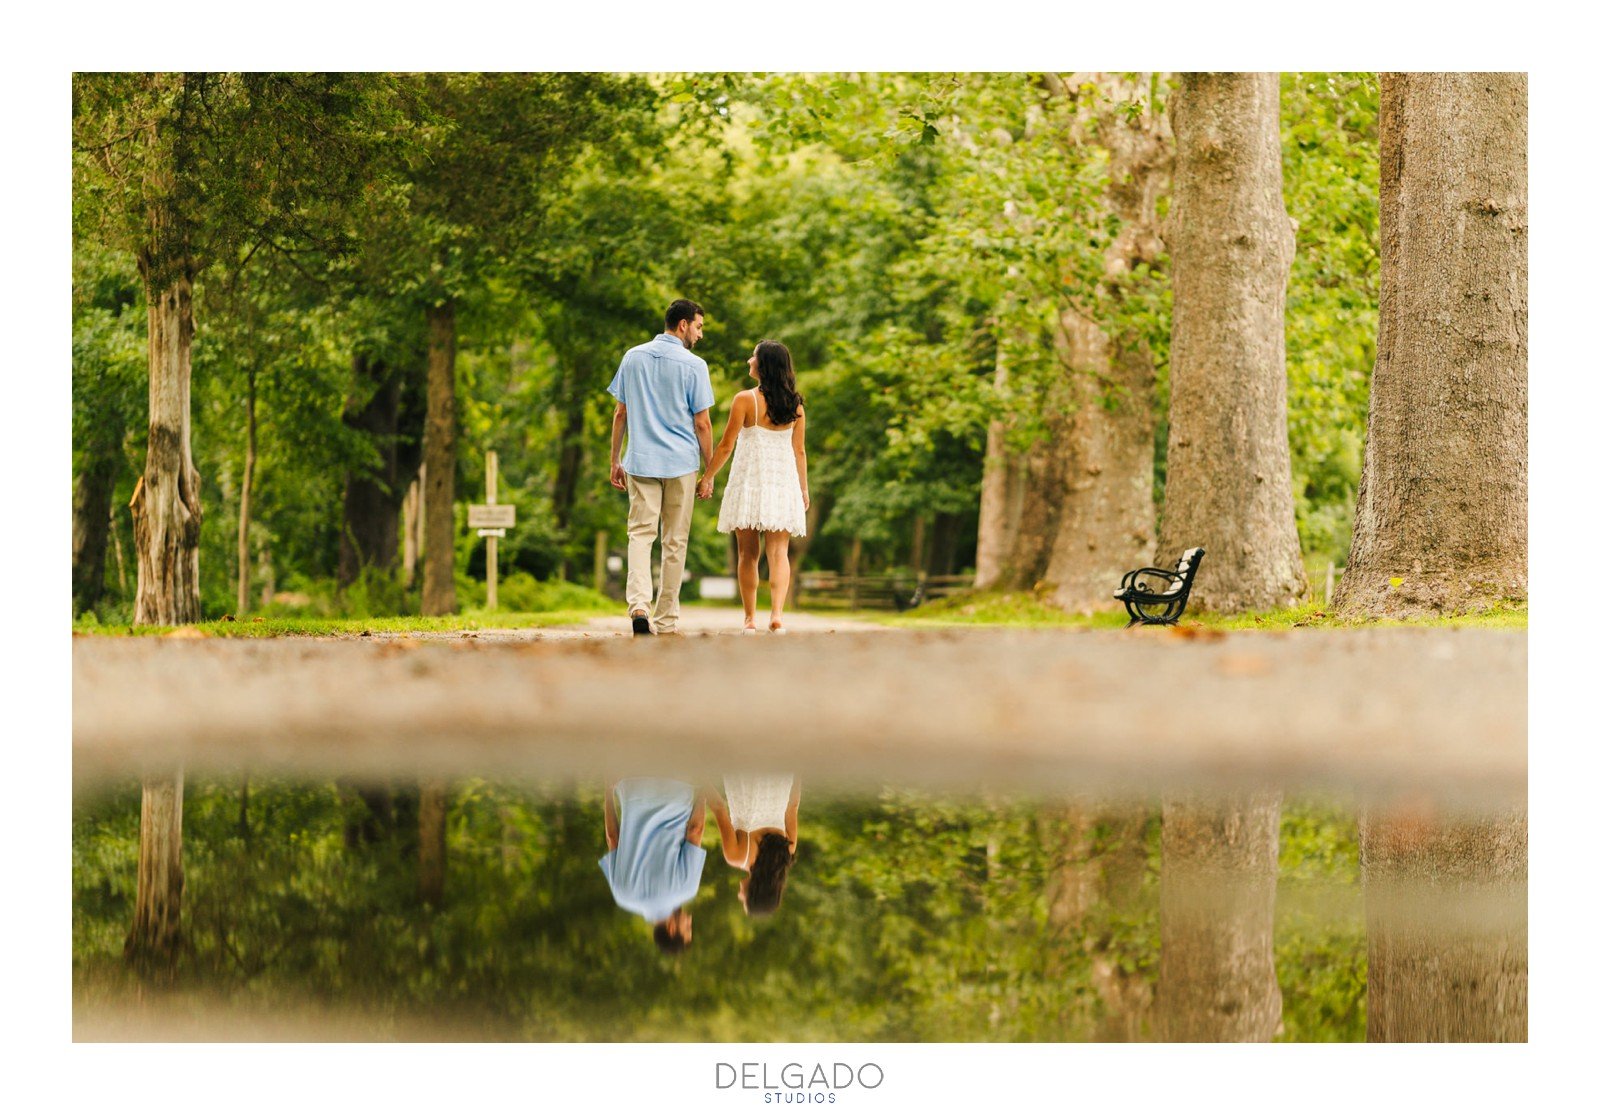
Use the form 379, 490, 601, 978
338, 353, 405, 587
1334, 73, 1528, 617
72, 445, 120, 617
421, 302, 458, 615
236, 367, 256, 616
1040, 74, 1167, 612
1362, 804, 1527, 1041
124, 769, 184, 972
132, 271, 203, 626
1158, 73, 1306, 613
1157, 790, 1282, 1041
1041, 801, 1154, 1040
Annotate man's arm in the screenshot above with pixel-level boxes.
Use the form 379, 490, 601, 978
603, 781, 620, 851
693, 408, 713, 471
610, 404, 628, 491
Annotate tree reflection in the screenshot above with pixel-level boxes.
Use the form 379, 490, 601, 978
1157, 789, 1283, 1041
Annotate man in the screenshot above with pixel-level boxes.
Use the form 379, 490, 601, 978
601, 777, 707, 954
608, 299, 714, 636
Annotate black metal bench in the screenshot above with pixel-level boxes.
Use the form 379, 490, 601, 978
1113, 547, 1205, 627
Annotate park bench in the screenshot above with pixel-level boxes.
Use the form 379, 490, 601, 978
1113, 547, 1205, 627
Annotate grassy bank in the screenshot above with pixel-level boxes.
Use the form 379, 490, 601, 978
71, 609, 610, 639
854, 592, 1528, 631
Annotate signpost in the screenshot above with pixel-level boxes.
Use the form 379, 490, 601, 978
467, 450, 516, 610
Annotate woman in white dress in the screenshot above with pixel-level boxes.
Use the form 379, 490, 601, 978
708, 775, 800, 917
698, 340, 810, 634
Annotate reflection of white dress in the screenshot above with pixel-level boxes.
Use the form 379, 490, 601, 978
724, 774, 793, 833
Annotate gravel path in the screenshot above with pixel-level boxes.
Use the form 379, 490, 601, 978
72, 623, 1526, 805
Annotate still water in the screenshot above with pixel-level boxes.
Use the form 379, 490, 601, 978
72, 772, 1526, 1042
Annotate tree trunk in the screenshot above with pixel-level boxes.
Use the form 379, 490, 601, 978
785, 491, 830, 609
124, 769, 184, 971
418, 779, 448, 906
401, 474, 421, 589
72, 446, 120, 617
1334, 73, 1528, 617
1158, 72, 1306, 613
974, 349, 1027, 590
132, 271, 203, 626
1157, 790, 1282, 1041
421, 302, 458, 615
338, 353, 405, 588
1362, 804, 1527, 1041
1041, 801, 1154, 1040
236, 366, 256, 616
1041, 73, 1168, 612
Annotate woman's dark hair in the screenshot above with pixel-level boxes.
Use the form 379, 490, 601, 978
745, 832, 794, 917
665, 299, 703, 331
754, 340, 804, 426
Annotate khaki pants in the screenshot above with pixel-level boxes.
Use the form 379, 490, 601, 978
625, 472, 697, 633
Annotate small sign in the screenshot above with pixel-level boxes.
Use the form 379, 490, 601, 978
476, 528, 506, 538
468, 504, 515, 529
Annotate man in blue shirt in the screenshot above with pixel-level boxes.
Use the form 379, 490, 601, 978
608, 299, 715, 636
601, 777, 707, 953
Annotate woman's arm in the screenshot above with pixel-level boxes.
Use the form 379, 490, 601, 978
785, 776, 801, 849
791, 409, 809, 510
698, 392, 751, 498
686, 793, 707, 848
707, 787, 736, 852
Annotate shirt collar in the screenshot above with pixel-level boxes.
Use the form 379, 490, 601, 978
655, 333, 685, 348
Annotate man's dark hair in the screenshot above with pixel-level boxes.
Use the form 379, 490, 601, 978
654, 915, 690, 954
665, 299, 704, 331
745, 832, 794, 917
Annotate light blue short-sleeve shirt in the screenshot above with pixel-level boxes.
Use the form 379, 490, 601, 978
598, 777, 707, 923
607, 334, 715, 478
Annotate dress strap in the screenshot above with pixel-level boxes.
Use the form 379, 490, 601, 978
751, 387, 763, 427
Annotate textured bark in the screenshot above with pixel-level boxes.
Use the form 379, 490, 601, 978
1334, 73, 1528, 618
1363, 805, 1527, 1041
1039, 73, 1167, 613
72, 446, 120, 616
421, 303, 458, 615
1041, 801, 1153, 1040
1157, 790, 1282, 1041
124, 769, 184, 971
418, 779, 448, 906
338, 353, 404, 587
131, 272, 203, 626
1159, 72, 1306, 612
401, 474, 422, 589
236, 367, 256, 616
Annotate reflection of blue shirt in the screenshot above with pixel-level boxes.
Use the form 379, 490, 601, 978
607, 334, 714, 478
599, 778, 706, 923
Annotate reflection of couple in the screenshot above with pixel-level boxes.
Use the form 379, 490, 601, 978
599, 776, 801, 953
608, 298, 810, 636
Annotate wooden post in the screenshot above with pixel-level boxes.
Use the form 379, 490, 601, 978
485, 450, 499, 611
593, 530, 608, 594
848, 536, 863, 611
401, 477, 420, 590
1324, 562, 1335, 604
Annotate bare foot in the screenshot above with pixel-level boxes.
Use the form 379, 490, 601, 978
768, 619, 787, 635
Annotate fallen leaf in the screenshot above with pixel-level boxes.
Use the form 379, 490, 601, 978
219, 614, 236, 623
1389, 576, 1405, 587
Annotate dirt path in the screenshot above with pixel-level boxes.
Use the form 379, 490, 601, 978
73, 626, 1526, 805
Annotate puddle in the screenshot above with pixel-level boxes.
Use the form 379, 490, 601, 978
73, 772, 1526, 1042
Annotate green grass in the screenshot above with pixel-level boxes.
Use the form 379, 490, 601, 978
853, 592, 1528, 631
71, 609, 608, 639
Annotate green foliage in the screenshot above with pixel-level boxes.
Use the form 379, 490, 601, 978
73, 781, 1370, 1040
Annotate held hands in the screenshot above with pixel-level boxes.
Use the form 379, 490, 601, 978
610, 462, 626, 491
696, 475, 714, 501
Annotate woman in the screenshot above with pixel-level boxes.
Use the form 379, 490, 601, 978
698, 340, 809, 634
709, 775, 800, 917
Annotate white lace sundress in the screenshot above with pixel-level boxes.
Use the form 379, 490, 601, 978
724, 774, 794, 836
716, 391, 807, 536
